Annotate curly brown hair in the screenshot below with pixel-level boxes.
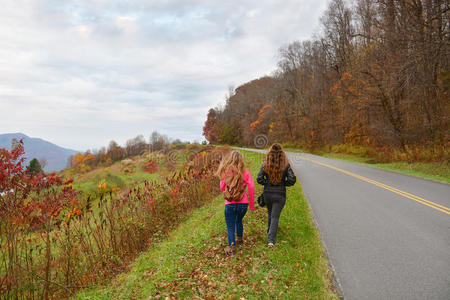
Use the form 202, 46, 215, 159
215, 150, 246, 202
263, 143, 289, 184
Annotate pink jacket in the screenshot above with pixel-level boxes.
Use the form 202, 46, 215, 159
220, 169, 255, 210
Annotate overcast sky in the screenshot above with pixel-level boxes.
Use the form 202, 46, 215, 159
0, 0, 329, 151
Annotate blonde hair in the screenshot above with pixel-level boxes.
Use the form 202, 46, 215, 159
263, 143, 289, 184
216, 150, 245, 202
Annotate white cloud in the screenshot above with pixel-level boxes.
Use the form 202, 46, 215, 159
0, 0, 328, 150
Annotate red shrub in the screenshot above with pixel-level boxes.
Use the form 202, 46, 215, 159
1, 144, 227, 298
0, 140, 80, 298
142, 159, 158, 173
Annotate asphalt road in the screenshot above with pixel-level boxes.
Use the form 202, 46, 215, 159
242, 148, 450, 300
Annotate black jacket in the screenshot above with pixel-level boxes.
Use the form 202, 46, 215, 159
257, 164, 297, 195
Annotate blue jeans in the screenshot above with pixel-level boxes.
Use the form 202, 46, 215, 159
224, 203, 248, 246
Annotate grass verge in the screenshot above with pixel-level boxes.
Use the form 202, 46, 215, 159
284, 148, 449, 184
322, 153, 449, 184
75, 150, 338, 299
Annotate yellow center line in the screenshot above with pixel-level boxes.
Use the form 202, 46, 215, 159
297, 156, 450, 216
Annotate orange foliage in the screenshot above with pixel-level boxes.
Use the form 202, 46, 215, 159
72, 153, 85, 168
250, 104, 273, 133
83, 153, 96, 165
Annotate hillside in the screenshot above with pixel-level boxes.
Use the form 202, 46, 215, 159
1, 144, 225, 298
0, 133, 79, 171
76, 149, 338, 299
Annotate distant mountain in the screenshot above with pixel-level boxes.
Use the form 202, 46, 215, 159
0, 133, 79, 172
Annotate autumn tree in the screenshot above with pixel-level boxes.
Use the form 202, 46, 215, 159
125, 135, 147, 156
83, 150, 96, 167
150, 131, 169, 151
71, 153, 85, 168
107, 140, 124, 162
203, 108, 219, 143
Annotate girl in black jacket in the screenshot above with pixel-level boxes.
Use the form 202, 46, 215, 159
257, 143, 296, 246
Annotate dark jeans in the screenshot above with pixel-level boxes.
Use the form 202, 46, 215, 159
224, 203, 248, 246
265, 192, 286, 243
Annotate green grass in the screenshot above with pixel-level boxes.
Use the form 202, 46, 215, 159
283, 148, 449, 184
70, 160, 160, 194
75, 150, 338, 299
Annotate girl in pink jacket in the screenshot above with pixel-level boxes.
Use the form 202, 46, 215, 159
216, 150, 255, 256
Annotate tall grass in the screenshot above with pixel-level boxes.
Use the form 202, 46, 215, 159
329, 143, 449, 163
283, 140, 449, 164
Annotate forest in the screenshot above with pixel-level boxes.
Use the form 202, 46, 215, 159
203, 0, 449, 162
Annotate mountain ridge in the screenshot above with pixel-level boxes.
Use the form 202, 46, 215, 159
0, 133, 79, 172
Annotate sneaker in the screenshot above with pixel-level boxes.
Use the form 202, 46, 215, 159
268, 242, 274, 247
236, 237, 243, 246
